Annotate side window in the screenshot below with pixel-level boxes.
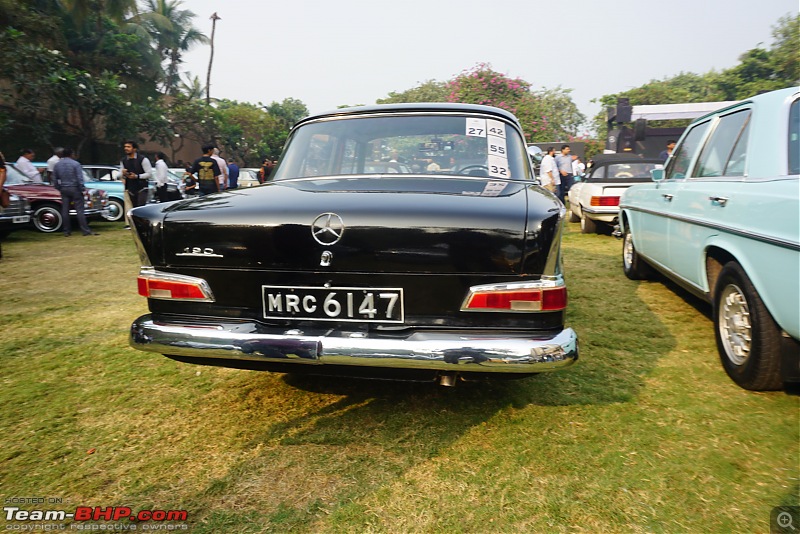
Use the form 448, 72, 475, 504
693, 110, 751, 178
789, 99, 800, 175
664, 121, 710, 179
724, 119, 750, 177
591, 165, 605, 179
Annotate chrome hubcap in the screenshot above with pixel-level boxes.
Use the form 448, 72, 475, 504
623, 232, 633, 268
104, 201, 122, 221
719, 283, 751, 366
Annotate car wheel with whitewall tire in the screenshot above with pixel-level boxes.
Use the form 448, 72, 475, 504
622, 226, 652, 280
580, 211, 597, 234
32, 203, 63, 233
713, 261, 783, 391
103, 198, 125, 222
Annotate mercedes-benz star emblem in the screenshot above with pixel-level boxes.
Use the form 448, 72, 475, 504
311, 213, 345, 245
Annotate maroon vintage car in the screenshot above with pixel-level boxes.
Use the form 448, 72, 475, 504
5, 165, 107, 232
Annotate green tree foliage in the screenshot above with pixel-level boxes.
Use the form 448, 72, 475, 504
0, 0, 209, 161
376, 80, 449, 104
593, 14, 799, 137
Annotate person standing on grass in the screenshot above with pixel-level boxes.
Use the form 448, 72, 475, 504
154, 152, 170, 203
52, 148, 97, 237
555, 145, 573, 202
120, 140, 152, 228
189, 144, 222, 196
539, 147, 558, 194
227, 159, 240, 189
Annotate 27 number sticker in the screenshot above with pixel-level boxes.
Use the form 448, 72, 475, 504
466, 118, 486, 137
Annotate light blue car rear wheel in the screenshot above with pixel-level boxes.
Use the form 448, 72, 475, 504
713, 261, 782, 391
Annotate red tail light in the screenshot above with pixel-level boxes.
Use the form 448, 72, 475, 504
462, 281, 567, 312
137, 270, 214, 301
590, 196, 620, 207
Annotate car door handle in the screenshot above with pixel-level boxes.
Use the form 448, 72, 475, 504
709, 196, 729, 207
662, 194, 673, 201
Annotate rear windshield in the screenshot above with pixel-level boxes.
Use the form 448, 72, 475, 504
273, 114, 532, 181
590, 162, 663, 180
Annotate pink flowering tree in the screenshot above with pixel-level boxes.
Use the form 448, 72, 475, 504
445, 63, 584, 142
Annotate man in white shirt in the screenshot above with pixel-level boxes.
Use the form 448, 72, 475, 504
211, 147, 228, 190
572, 155, 585, 178
154, 152, 169, 202
46, 148, 63, 174
16, 149, 43, 183
538, 147, 559, 195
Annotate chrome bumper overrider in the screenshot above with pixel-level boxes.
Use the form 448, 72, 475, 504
131, 314, 578, 373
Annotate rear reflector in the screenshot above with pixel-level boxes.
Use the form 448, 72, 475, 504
590, 196, 620, 207
137, 270, 214, 301
462, 283, 567, 312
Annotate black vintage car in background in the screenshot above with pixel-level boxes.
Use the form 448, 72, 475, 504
129, 103, 578, 385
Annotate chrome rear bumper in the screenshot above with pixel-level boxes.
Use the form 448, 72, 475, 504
131, 314, 578, 374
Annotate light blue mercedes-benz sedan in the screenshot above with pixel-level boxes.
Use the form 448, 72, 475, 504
618, 87, 799, 391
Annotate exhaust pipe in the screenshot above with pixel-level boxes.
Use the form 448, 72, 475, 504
438, 372, 457, 387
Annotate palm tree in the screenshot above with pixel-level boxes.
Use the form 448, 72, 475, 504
139, 0, 209, 95
58, 0, 137, 29
206, 12, 220, 105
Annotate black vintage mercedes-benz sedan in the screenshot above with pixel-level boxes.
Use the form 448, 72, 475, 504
129, 103, 578, 385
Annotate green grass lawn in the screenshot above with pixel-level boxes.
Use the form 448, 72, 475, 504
0, 221, 797, 533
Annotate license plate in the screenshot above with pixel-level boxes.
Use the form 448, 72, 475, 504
262, 285, 404, 323
13, 216, 30, 223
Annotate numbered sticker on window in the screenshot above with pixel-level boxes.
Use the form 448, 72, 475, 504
486, 119, 506, 139
481, 181, 508, 196
488, 136, 507, 157
488, 155, 510, 178
466, 118, 486, 137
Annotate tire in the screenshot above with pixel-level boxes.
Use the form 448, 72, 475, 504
103, 198, 125, 222
622, 226, 652, 280
568, 208, 580, 223
580, 211, 597, 234
713, 261, 783, 391
33, 203, 63, 233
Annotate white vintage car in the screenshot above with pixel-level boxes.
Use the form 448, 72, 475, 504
568, 155, 663, 233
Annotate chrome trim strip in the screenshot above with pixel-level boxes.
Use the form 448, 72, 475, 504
581, 206, 619, 215
619, 205, 800, 251
130, 315, 578, 374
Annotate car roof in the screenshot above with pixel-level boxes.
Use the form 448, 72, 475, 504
691, 86, 799, 123
297, 102, 522, 129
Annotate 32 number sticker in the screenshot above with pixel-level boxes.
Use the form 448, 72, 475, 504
488, 155, 510, 178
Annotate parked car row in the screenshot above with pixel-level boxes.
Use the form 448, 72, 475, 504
2, 161, 186, 233
4, 164, 107, 232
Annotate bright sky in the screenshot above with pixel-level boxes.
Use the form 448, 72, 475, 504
179, 0, 797, 132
